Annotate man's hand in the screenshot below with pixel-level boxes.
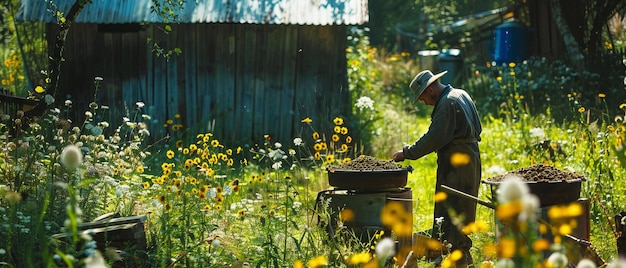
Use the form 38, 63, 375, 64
392, 150, 405, 162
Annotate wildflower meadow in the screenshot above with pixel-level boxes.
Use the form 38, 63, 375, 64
2, 26, 626, 268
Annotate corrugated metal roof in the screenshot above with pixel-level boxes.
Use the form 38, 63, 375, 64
17, 0, 369, 25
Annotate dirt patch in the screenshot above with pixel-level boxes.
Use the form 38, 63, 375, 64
329, 155, 402, 171
485, 164, 586, 183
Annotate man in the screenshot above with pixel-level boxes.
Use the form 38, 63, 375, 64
393, 70, 482, 267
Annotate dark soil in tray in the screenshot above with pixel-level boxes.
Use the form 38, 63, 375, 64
485, 164, 586, 183
328, 156, 403, 171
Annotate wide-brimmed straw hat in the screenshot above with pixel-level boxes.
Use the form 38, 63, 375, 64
409, 70, 447, 104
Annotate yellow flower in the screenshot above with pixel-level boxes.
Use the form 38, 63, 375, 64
450, 152, 470, 167
497, 238, 516, 258
136, 166, 144, 173
211, 139, 220, 147
314, 152, 321, 160
326, 154, 334, 163
508, 62, 516, 68
620, 103, 626, 110
341, 144, 348, 152
598, 93, 606, 98
143, 182, 150, 189
347, 252, 371, 265
34, 85, 45, 93
331, 134, 340, 142
461, 221, 489, 235
496, 200, 522, 220
301, 117, 313, 123
334, 126, 341, 133
340, 127, 348, 135
342, 157, 351, 163
313, 143, 323, 151
340, 209, 355, 221
434, 191, 447, 203
346, 136, 352, 143
176, 140, 184, 148
496, 76, 503, 82
333, 117, 344, 125
166, 150, 175, 159
312, 132, 320, 140
307, 256, 328, 268
532, 238, 550, 252
578, 107, 585, 113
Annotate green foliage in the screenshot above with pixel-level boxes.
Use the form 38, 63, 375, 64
465, 52, 626, 123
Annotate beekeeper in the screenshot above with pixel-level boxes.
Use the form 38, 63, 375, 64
393, 70, 482, 267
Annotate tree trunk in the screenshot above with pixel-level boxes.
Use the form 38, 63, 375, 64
550, 0, 585, 71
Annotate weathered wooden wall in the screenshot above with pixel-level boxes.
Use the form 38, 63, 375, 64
50, 23, 349, 145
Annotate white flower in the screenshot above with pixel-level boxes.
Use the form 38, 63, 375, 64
547, 252, 568, 268
268, 149, 285, 161
375, 237, 395, 260
576, 259, 597, 268
355, 96, 375, 111
139, 128, 150, 136
122, 117, 130, 122
274, 142, 282, 148
519, 194, 540, 221
142, 114, 151, 120
486, 165, 507, 177
94, 76, 103, 81
496, 175, 529, 203
529, 127, 545, 139
64, 100, 72, 106
83, 251, 108, 268
84, 111, 93, 118
435, 217, 444, 225
206, 188, 217, 199
60, 145, 83, 170
293, 137, 303, 146
607, 259, 626, 268
272, 162, 282, 169
136, 102, 145, 108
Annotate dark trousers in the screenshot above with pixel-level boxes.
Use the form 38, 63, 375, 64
432, 142, 481, 253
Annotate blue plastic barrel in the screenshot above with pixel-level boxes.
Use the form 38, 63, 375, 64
490, 21, 530, 65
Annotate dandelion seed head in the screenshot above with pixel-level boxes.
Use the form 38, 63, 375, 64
496, 175, 529, 203
60, 144, 83, 170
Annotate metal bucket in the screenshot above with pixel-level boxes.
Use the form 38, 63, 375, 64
482, 179, 583, 207
327, 167, 412, 189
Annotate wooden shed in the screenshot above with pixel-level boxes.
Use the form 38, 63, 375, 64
17, 0, 368, 145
